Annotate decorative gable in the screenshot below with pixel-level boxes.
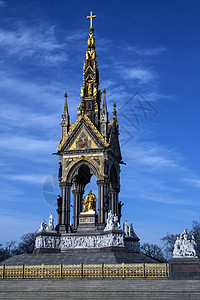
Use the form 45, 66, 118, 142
57, 115, 109, 152
69, 129, 98, 150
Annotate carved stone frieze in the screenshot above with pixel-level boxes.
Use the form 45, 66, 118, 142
35, 232, 124, 250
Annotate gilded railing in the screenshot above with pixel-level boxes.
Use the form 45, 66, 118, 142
0, 263, 168, 279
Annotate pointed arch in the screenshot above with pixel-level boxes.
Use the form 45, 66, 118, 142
67, 159, 101, 184
110, 164, 119, 189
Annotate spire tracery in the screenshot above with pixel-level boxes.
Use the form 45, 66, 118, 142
79, 11, 101, 128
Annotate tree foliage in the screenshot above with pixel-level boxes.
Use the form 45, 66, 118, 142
161, 233, 177, 261
0, 232, 36, 262
190, 221, 200, 253
17, 233, 36, 254
140, 242, 165, 262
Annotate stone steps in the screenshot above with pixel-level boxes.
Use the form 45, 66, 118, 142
0, 291, 199, 300
0, 279, 200, 299
0, 252, 158, 266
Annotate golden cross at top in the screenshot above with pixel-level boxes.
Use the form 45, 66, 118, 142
87, 11, 96, 29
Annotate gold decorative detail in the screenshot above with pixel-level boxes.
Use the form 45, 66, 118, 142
85, 65, 94, 74
82, 190, 96, 212
81, 99, 85, 115
0, 263, 169, 279
93, 85, 97, 95
57, 110, 109, 151
88, 82, 93, 95
113, 102, 117, 120
79, 216, 95, 223
84, 114, 109, 147
80, 85, 84, 97
87, 11, 96, 29
63, 156, 102, 182
68, 130, 98, 151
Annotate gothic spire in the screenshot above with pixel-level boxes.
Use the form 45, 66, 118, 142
63, 92, 69, 116
79, 11, 101, 128
100, 89, 108, 138
61, 92, 70, 137
102, 88, 108, 113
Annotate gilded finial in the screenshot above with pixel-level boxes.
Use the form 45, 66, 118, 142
87, 11, 96, 30
64, 92, 68, 99
113, 102, 117, 120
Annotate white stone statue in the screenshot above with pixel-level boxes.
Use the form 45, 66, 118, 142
123, 220, 129, 237
47, 213, 54, 231
38, 219, 46, 232
129, 223, 134, 237
173, 229, 197, 258
37, 213, 55, 233
104, 210, 121, 231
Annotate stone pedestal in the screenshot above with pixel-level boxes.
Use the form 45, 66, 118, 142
77, 211, 97, 232
34, 212, 139, 254
169, 258, 200, 280
124, 236, 140, 253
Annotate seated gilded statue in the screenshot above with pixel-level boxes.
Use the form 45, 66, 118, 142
82, 190, 96, 212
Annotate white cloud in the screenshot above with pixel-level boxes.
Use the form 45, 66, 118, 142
183, 178, 200, 189
9, 174, 48, 184
0, 104, 58, 129
123, 142, 179, 170
139, 155, 177, 168
0, 0, 5, 7
113, 60, 156, 84
0, 135, 57, 153
141, 194, 192, 205
126, 68, 156, 83
126, 46, 166, 56
0, 24, 67, 65
0, 70, 65, 108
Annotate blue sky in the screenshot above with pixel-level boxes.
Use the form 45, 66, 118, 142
1, 0, 200, 246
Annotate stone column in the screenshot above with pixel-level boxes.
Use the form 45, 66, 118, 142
56, 195, 62, 226
110, 188, 115, 214
61, 185, 66, 224
72, 190, 78, 230
97, 180, 109, 225
57, 204, 62, 226
97, 180, 104, 224
77, 185, 84, 216
66, 183, 71, 229
58, 182, 71, 232
72, 184, 84, 230
110, 187, 120, 216
115, 188, 120, 216
104, 184, 109, 222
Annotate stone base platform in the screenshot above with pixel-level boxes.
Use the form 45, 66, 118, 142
169, 257, 200, 280
1, 252, 158, 266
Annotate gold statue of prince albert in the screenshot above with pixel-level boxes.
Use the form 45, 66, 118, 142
82, 190, 96, 212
